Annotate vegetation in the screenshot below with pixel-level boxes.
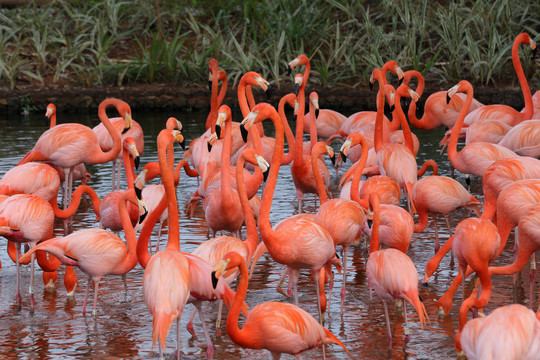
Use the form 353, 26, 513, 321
0, 0, 538, 90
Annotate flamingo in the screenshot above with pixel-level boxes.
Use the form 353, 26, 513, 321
141, 128, 190, 359
212, 252, 351, 359
458, 304, 540, 360
498, 120, 540, 158
311, 141, 365, 315
303, 94, 347, 140
444, 81, 517, 185
365, 192, 429, 346
402, 70, 484, 130
18, 98, 132, 209
241, 102, 342, 323
20, 187, 147, 316
412, 175, 482, 252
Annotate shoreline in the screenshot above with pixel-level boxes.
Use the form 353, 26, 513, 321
0, 83, 528, 114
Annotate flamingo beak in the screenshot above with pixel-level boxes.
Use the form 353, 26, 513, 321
215, 124, 222, 139
265, 84, 272, 101
240, 124, 248, 143
255, 154, 270, 182
208, 80, 212, 92
138, 201, 148, 224
134, 156, 140, 170
211, 271, 219, 289
122, 112, 133, 134
294, 83, 299, 96
287, 64, 292, 76
212, 258, 231, 289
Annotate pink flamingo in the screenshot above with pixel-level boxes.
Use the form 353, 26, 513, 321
458, 304, 540, 359
20, 187, 147, 316
212, 252, 351, 359
403, 70, 484, 130
444, 81, 517, 185
311, 141, 366, 314
18, 98, 132, 209
498, 120, 540, 158
303, 95, 347, 140
365, 192, 429, 346
242, 102, 342, 323
412, 175, 482, 252
140, 129, 190, 359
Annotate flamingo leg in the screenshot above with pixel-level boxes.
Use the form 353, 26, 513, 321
340, 246, 349, 316
122, 274, 128, 300
186, 307, 197, 337
29, 252, 35, 309
111, 160, 116, 191
402, 301, 410, 346
215, 300, 223, 337
297, 190, 304, 214
82, 278, 91, 315
15, 243, 22, 306
197, 304, 214, 360
433, 214, 440, 253
176, 316, 181, 360
156, 221, 164, 253
290, 268, 300, 306
276, 268, 291, 297
116, 159, 122, 191
92, 280, 100, 316
313, 270, 323, 324
382, 300, 392, 346
530, 252, 536, 309
444, 215, 455, 262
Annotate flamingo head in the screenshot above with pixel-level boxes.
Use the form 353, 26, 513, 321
137, 199, 148, 224
446, 84, 460, 104
45, 103, 55, 124
255, 154, 270, 182
325, 144, 336, 165
120, 106, 133, 134
211, 257, 232, 289
240, 110, 258, 143
172, 129, 185, 150
207, 132, 217, 153
134, 169, 147, 199
310, 92, 319, 118
293, 74, 303, 96
166, 117, 182, 132
124, 137, 140, 169
287, 55, 307, 75
339, 138, 352, 163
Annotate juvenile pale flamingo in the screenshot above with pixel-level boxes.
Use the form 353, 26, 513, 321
241, 102, 341, 323
311, 141, 365, 314
20, 188, 147, 316
18, 98, 132, 209
141, 129, 190, 359
365, 192, 428, 346
212, 252, 351, 359
458, 304, 540, 360
444, 81, 517, 185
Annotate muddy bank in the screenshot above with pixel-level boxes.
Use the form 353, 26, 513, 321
0, 83, 528, 115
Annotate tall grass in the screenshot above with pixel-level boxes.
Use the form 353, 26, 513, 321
0, 0, 538, 90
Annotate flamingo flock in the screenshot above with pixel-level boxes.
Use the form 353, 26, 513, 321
0, 32, 539, 359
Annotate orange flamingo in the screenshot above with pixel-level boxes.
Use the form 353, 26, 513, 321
311, 141, 365, 314
212, 251, 351, 359
303, 95, 347, 140
140, 129, 191, 359
458, 304, 540, 359
20, 186, 147, 316
18, 98, 132, 209
412, 175, 482, 252
444, 81, 517, 185
402, 70, 484, 130
242, 102, 341, 323
365, 192, 428, 346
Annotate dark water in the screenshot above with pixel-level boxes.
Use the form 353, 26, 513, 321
0, 107, 536, 360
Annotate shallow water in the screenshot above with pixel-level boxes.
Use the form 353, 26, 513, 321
0, 106, 536, 360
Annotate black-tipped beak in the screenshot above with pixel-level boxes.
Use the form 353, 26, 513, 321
139, 209, 148, 224
180, 139, 185, 150
207, 141, 212, 153
315, 108, 319, 119
398, 77, 404, 86
262, 167, 270, 182
208, 80, 212, 92
211, 271, 219, 289
122, 127, 130, 134
421, 282, 429, 287
389, 104, 395, 112
369, 82, 373, 91
335, 252, 340, 259
294, 83, 299, 96
240, 123, 248, 142
134, 186, 142, 200
367, 218, 373, 228
134, 156, 140, 170
265, 85, 272, 101
330, 153, 336, 166
287, 65, 292, 76
446, 93, 451, 105
215, 124, 222, 139
339, 150, 347, 163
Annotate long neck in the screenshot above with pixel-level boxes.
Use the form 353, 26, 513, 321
238, 79, 251, 117
394, 93, 415, 154
50, 112, 56, 128
115, 190, 140, 273
218, 73, 228, 106
258, 110, 285, 244
206, 70, 219, 129
406, 71, 428, 128
50, 185, 101, 219
94, 100, 124, 164
309, 101, 318, 150
278, 95, 296, 165
311, 144, 327, 204
513, 36, 533, 120
447, 86, 473, 163
374, 78, 387, 153
173, 160, 198, 186
226, 257, 250, 344
350, 138, 369, 207
295, 94, 307, 163
220, 118, 233, 204
236, 156, 258, 259
123, 147, 136, 189
160, 135, 180, 252
368, 196, 380, 254
137, 192, 167, 268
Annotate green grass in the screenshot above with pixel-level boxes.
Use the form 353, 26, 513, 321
0, 0, 538, 90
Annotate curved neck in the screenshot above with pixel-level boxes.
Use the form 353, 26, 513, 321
350, 138, 369, 208
448, 86, 473, 163
258, 109, 285, 243
95, 99, 125, 164
115, 189, 140, 273
309, 100, 318, 150
123, 146, 136, 189
206, 69, 220, 130
368, 195, 380, 254
220, 118, 233, 204
374, 75, 387, 153
159, 133, 180, 252
394, 92, 415, 153
239, 80, 265, 135
278, 95, 297, 165
236, 156, 258, 259
226, 257, 250, 343
405, 71, 428, 128
50, 185, 101, 219
294, 60, 310, 162
311, 143, 328, 204
513, 36, 533, 120
217, 72, 228, 106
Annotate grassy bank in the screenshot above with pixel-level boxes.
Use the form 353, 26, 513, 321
1, 0, 538, 91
